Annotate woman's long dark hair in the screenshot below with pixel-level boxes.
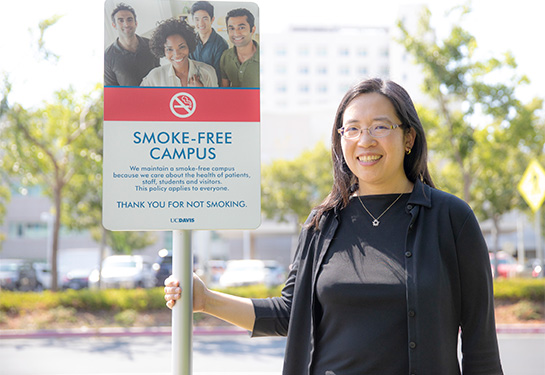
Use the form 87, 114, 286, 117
308, 78, 435, 229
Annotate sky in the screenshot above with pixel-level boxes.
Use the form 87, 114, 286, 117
0, 0, 544, 108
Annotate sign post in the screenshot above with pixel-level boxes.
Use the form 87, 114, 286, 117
172, 230, 193, 375
103, 2, 261, 374
518, 159, 545, 264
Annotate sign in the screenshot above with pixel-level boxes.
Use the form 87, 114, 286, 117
103, 0, 261, 230
518, 159, 545, 212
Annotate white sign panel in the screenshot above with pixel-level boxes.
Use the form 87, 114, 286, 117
103, 0, 261, 230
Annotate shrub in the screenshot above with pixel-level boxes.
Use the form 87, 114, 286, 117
1, 279, 541, 316
512, 301, 542, 321
0, 287, 167, 313
114, 309, 138, 326
493, 278, 545, 302
215, 284, 283, 299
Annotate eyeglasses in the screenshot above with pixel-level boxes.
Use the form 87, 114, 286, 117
338, 123, 402, 139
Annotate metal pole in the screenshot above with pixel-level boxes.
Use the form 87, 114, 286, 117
536, 208, 543, 265
172, 229, 193, 375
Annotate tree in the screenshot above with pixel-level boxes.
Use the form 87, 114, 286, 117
397, 5, 545, 275
0, 84, 103, 291
0, 179, 10, 247
261, 142, 333, 225
397, 4, 533, 203
59, 90, 157, 262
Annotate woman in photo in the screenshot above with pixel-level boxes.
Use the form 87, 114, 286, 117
141, 17, 217, 87
164, 78, 503, 375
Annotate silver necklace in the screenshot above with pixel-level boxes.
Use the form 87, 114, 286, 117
357, 192, 404, 227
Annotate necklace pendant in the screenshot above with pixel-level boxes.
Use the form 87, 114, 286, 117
372, 219, 380, 227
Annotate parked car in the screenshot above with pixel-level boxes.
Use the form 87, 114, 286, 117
519, 258, 544, 278
201, 260, 227, 286
33, 262, 52, 290
489, 251, 521, 278
153, 250, 201, 286
0, 259, 41, 291
219, 259, 286, 288
62, 269, 91, 290
152, 249, 172, 287
89, 255, 156, 289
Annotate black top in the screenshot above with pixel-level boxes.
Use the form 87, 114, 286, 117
252, 180, 503, 375
312, 194, 411, 375
104, 35, 159, 87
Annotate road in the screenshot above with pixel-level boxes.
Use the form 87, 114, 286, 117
0, 333, 543, 374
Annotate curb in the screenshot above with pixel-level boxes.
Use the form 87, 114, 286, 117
1, 324, 543, 339
0, 326, 248, 339
495, 324, 545, 334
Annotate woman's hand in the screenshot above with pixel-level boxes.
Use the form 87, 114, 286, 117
164, 273, 256, 331
164, 273, 207, 311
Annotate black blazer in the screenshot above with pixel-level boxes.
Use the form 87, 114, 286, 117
252, 180, 503, 375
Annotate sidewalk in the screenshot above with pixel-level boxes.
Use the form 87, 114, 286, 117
1, 323, 544, 339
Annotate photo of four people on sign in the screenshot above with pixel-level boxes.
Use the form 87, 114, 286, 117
104, 1, 259, 88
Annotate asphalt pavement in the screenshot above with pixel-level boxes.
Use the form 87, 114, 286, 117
1, 325, 544, 374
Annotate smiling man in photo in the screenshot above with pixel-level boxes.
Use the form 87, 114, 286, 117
189, 1, 228, 84
104, 3, 159, 86
219, 8, 259, 88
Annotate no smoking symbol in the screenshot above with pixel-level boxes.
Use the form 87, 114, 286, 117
170, 92, 196, 118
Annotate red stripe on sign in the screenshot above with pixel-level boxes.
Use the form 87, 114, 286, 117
104, 87, 260, 122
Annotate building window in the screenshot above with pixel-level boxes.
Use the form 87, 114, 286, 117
298, 65, 309, 74
317, 84, 328, 93
358, 66, 368, 75
317, 66, 328, 75
299, 84, 310, 93
9, 222, 48, 238
339, 66, 350, 75
276, 84, 287, 93
276, 46, 287, 56
276, 65, 287, 74
357, 48, 368, 57
298, 46, 310, 56
338, 47, 350, 56
316, 46, 328, 56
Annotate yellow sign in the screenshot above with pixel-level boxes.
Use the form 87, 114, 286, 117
518, 159, 545, 212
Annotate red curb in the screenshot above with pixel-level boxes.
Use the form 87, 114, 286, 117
495, 324, 545, 334
0, 326, 248, 339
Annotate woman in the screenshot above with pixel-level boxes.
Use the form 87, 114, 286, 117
164, 78, 503, 374
141, 18, 217, 87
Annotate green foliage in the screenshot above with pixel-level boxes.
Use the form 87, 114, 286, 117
512, 300, 543, 321
1, 281, 543, 323
106, 231, 159, 255
493, 278, 545, 302
215, 284, 283, 299
114, 309, 138, 326
0, 81, 104, 290
396, 4, 545, 233
36, 15, 63, 62
0, 288, 167, 313
29, 306, 79, 330
0, 180, 10, 245
261, 142, 333, 224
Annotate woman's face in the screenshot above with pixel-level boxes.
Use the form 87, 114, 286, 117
340, 92, 415, 195
164, 34, 189, 70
